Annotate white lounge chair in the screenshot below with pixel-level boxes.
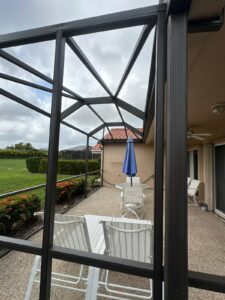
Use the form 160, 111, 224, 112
98, 219, 154, 299
24, 213, 92, 300
121, 186, 145, 219
188, 179, 201, 206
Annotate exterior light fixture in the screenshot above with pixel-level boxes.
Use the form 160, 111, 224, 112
211, 102, 225, 115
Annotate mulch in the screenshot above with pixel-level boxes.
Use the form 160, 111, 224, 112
0, 188, 100, 258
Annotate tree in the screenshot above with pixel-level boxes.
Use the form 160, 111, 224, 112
6, 142, 36, 151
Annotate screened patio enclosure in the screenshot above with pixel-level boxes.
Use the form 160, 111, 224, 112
0, 1, 225, 300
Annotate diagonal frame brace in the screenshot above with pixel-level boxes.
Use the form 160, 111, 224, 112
115, 24, 153, 97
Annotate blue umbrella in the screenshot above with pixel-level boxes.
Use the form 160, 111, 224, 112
122, 137, 137, 186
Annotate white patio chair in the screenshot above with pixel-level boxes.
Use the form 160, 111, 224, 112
187, 177, 191, 186
24, 212, 92, 300
121, 186, 145, 219
188, 179, 201, 206
126, 176, 140, 184
98, 220, 154, 299
118, 177, 146, 208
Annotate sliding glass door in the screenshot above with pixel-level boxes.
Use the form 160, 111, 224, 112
215, 144, 225, 215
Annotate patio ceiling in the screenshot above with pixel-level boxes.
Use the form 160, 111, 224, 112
187, 0, 225, 146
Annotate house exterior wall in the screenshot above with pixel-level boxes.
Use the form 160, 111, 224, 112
102, 143, 154, 187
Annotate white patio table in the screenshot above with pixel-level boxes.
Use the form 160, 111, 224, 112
84, 214, 152, 300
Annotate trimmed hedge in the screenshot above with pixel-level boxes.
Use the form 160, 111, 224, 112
26, 157, 44, 173
56, 178, 84, 202
0, 149, 47, 159
38, 159, 100, 175
0, 194, 41, 235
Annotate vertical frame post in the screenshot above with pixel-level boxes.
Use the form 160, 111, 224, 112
101, 127, 105, 187
39, 30, 65, 299
153, 10, 165, 300
85, 135, 89, 197
165, 13, 188, 300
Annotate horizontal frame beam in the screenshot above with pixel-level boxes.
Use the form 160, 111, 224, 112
0, 236, 42, 256
85, 97, 114, 105
1, 236, 224, 294
81, 97, 144, 119
188, 271, 225, 294
188, 12, 224, 33
0, 5, 165, 48
50, 246, 154, 279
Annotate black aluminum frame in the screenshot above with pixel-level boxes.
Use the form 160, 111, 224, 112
0, 2, 225, 300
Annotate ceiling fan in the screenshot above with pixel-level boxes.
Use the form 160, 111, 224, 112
187, 130, 212, 141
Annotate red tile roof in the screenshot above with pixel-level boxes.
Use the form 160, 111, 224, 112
92, 143, 102, 152
92, 128, 142, 151
103, 128, 142, 140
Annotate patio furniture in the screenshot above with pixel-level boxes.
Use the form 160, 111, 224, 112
24, 213, 92, 300
188, 179, 201, 206
187, 177, 191, 186
98, 219, 153, 299
116, 180, 147, 201
121, 185, 145, 219
126, 176, 140, 184
84, 215, 153, 300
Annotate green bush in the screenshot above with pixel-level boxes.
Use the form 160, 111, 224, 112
39, 159, 100, 175
39, 158, 48, 173
26, 157, 44, 173
56, 178, 84, 202
0, 194, 41, 235
0, 149, 47, 159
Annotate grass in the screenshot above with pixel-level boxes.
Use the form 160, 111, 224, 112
0, 159, 99, 207
0, 159, 75, 206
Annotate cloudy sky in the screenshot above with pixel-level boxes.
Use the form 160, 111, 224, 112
0, 0, 157, 150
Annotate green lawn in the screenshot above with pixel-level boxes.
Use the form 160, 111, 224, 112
0, 159, 72, 205
0, 159, 98, 206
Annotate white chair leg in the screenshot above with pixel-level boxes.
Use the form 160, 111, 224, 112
24, 256, 41, 300
122, 208, 140, 219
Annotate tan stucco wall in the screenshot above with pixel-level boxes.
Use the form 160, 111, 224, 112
102, 143, 154, 187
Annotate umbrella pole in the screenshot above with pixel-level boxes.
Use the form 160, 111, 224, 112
131, 176, 132, 186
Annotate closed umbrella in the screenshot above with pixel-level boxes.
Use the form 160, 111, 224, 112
122, 137, 137, 186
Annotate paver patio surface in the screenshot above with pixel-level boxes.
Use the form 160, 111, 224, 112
0, 187, 225, 299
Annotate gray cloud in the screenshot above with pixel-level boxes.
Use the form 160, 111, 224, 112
0, 0, 156, 149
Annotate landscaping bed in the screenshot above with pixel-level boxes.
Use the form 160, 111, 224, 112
0, 187, 99, 258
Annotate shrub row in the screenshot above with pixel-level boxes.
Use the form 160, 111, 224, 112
56, 178, 84, 202
26, 158, 100, 175
0, 149, 47, 159
0, 194, 41, 235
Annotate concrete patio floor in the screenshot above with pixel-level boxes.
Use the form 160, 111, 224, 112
0, 187, 225, 299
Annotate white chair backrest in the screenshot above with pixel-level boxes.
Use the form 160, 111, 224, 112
126, 176, 140, 184
122, 186, 144, 206
101, 220, 153, 263
188, 179, 201, 197
187, 177, 191, 186
34, 212, 91, 252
